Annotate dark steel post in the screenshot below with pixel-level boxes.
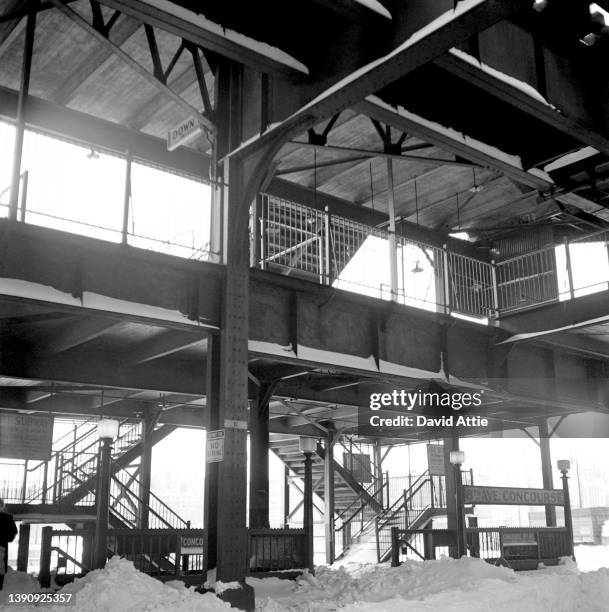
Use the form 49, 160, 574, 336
303, 451, 314, 572
454, 464, 466, 557
17, 523, 30, 572
324, 431, 335, 565
9, 10, 36, 221
249, 383, 270, 529
283, 465, 290, 527
561, 468, 575, 560
538, 419, 557, 526
121, 153, 132, 244
139, 413, 153, 528
94, 438, 112, 569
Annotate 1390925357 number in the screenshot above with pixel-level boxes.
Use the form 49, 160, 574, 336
7, 592, 74, 606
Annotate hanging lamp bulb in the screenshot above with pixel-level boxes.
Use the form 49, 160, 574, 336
411, 260, 424, 274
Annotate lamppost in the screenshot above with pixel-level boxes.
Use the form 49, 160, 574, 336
557, 459, 575, 560
449, 449, 466, 557
300, 436, 317, 572
94, 419, 119, 569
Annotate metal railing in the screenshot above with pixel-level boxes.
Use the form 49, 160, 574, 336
375, 469, 472, 562
40, 527, 206, 586
390, 526, 572, 568
248, 528, 308, 572
257, 194, 609, 320
258, 194, 494, 319
40, 526, 308, 585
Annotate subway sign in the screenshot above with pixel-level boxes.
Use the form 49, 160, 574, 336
463, 485, 565, 506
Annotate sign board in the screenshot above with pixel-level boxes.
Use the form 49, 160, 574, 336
463, 485, 565, 506
0, 413, 53, 460
206, 429, 225, 463
343, 452, 372, 483
180, 535, 204, 555
502, 532, 538, 546
426, 444, 445, 475
167, 116, 203, 151
224, 419, 248, 430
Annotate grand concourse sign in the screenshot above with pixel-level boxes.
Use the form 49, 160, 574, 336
463, 485, 565, 506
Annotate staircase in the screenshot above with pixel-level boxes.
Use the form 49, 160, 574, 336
374, 469, 473, 562
7, 419, 188, 529
269, 433, 476, 564
269, 433, 387, 559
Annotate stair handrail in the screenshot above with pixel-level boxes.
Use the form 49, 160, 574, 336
334, 472, 385, 528
110, 472, 190, 529
337, 437, 378, 485
376, 471, 431, 533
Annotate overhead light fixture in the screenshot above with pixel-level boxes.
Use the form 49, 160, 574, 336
449, 450, 465, 466
411, 260, 424, 274
97, 418, 119, 441
580, 33, 599, 46
87, 149, 100, 160
299, 436, 317, 454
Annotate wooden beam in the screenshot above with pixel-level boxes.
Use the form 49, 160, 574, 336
0, 12, 25, 58
307, 0, 391, 24
266, 177, 388, 225
51, 14, 141, 106
42, 318, 122, 355
97, 0, 307, 79
356, 97, 553, 191
47, 0, 215, 133
230, 0, 533, 161
285, 140, 479, 168
122, 330, 206, 365
434, 50, 609, 158
124, 64, 200, 131
0, 86, 211, 181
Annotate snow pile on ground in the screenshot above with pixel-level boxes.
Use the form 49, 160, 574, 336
0, 558, 229, 612
0, 568, 46, 606
254, 556, 609, 611
575, 545, 609, 572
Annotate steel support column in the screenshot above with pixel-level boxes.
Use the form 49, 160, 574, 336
203, 333, 221, 574
538, 418, 556, 526
386, 158, 399, 301
442, 436, 459, 558
94, 438, 112, 569
249, 383, 271, 529
17, 522, 30, 572
324, 430, 335, 565
303, 451, 314, 572
139, 412, 153, 528
8, 9, 35, 220
205, 58, 259, 609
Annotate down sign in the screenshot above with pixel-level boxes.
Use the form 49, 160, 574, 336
167, 116, 204, 151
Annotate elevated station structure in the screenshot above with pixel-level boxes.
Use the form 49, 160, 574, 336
1, 0, 609, 607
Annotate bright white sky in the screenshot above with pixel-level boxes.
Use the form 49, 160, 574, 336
0, 121, 211, 257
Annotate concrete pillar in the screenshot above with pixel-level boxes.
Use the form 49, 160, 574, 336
538, 419, 557, 526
